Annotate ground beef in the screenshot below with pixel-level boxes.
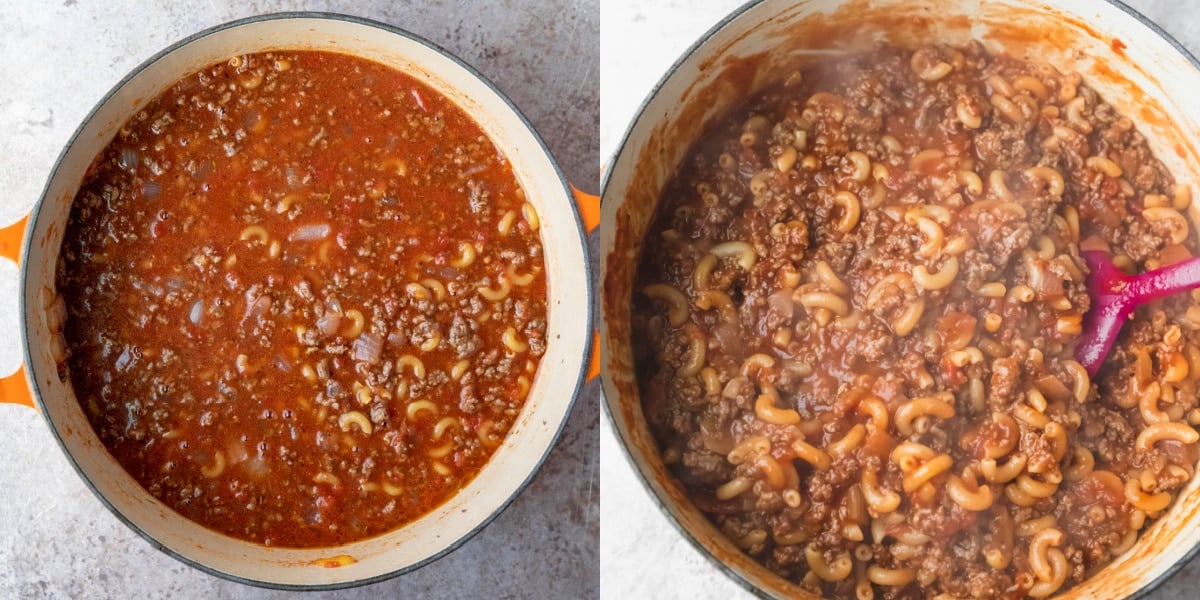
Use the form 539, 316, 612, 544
680, 449, 732, 487
448, 314, 480, 358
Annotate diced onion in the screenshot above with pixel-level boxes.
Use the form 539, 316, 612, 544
188, 299, 204, 325
1031, 268, 1064, 298
722, 377, 746, 400
289, 223, 331, 241
142, 180, 162, 199
699, 417, 735, 454
352, 333, 384, 365
461, 163, 488, 178
115, 346, 134, 372
317, 312, 342, 337
712, 323, 744, 356
767, 289, 794, 322
190, 159, 212, 181
243, 295, 271, 325
119, 148, 140, 170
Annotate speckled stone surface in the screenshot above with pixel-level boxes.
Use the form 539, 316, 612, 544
599, 1, 1200, 598
0, 1, 597, 598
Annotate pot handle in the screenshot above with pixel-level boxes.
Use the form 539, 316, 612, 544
0, 214, 35, 409
571, 184, 600, 234
570, 185, 601, 381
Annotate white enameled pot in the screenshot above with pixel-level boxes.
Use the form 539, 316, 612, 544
600, 0, 1200, 597
0, 12, 597, 590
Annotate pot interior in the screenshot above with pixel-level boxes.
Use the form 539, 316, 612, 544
601, 0, 1200, 597
23, 14, 591, 587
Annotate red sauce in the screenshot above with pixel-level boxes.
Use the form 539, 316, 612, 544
57, 51, 548, 547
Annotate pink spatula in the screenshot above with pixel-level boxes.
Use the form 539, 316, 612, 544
1075, 250, 1200, 375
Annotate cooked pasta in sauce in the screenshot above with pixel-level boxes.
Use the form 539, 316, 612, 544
634, 42, 1200, 598
56, 51, 547, 547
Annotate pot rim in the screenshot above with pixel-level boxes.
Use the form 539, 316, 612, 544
21, 10, 594, 591
598, 0, 1200, 598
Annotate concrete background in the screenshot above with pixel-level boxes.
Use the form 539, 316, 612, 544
0, 1, 597, 598
599, 0, 1200, 598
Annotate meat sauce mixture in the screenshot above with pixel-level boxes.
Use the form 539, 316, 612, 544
57, 51, 547, 547
634, 43, 1200, 598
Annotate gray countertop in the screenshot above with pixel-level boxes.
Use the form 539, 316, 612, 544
599, 0, 1200, 598
0, 1, 597, 598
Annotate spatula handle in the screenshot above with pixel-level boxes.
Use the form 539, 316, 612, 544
1128, 255, 1200, 306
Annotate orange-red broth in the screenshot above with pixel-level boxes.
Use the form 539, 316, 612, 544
58, 51, 547, 547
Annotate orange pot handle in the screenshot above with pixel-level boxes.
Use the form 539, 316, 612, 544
0, 365, 32, 410
0, 214, 25, 264
0, 214, 35, 410
571, 184, 600, 234
570, 184, 601, 381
